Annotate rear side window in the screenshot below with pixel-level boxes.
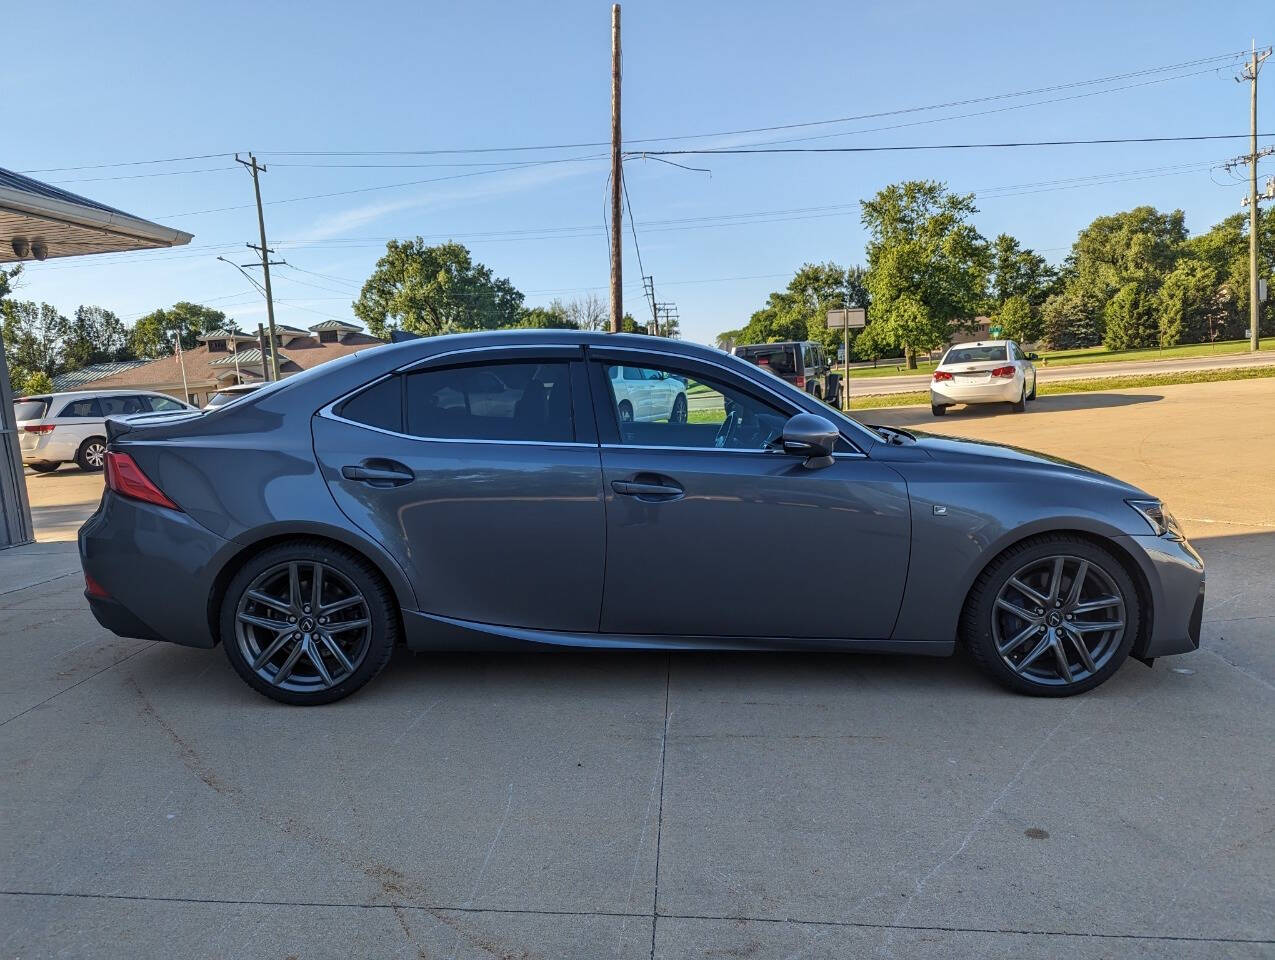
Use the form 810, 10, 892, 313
13, 398, 51, 420
339, 377, 403, 433
59, 398, 103, 418
99, 395, 149, 415
405, 361, 573, 443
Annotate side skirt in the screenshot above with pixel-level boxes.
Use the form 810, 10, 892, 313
402, 610, 954, 657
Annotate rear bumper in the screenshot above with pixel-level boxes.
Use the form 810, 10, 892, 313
20, 434, 76, 464
1115, 534, 1206, 658
78, 491, 234, 648
931, 377, 1022, 405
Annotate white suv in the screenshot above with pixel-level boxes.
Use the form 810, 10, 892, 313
14, 389, 198, 472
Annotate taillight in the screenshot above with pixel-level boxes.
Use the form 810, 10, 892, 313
104, 451, 181, 511
991, 366, 1015, 378
23, 424, 55, 434
84, 573, 110, 599
932, 371, 953, 382
795, 375, 806, 388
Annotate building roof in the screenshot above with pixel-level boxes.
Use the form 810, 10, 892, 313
1, 166, 193, 262
309, 319, 362, 332
72, 332, 387, 392
52, 360, 152, 391
198, 329, 258, 342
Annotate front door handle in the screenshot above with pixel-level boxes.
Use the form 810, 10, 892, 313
341, 461, 415, 487
611, 478, 684, 500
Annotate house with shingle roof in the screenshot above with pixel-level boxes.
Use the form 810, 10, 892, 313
71, 321, 385, 407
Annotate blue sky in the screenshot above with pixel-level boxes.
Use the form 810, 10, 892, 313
6, 0, 1270, 345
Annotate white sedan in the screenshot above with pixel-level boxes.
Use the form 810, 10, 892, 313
608, 365, 689, 423
930, 340, 1038, 416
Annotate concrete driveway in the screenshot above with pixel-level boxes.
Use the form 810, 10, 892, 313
3, 378, 1273, 958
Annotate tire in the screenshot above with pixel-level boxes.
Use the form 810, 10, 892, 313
220, 540, 399, 705
931, 403, 947, 417
75, 437, 107, 472
669, 394, 688, 424
27, 462, 59, 473
617, 401, 634, 423
961, 534, 1140, 697
1027, 377, 1037, 401
1012, 385, 1027, 413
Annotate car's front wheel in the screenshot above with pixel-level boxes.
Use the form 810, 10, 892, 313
961, 534, 1139, 696
220, 541, 398, 705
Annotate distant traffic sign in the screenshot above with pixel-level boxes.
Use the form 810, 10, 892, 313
826, 308, 866, 329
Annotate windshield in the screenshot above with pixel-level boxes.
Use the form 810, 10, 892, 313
207, 389, 257, 408
736, 345, 797, 375
945, 345, 1007, 364
13, 398, 51, 421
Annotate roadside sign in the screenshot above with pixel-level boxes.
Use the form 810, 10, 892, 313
826, 308, 866, 329
989, 325, 1004, 338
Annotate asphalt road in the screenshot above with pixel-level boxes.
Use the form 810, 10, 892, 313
3, 378, 1273, 958
853, 347, 1275, 395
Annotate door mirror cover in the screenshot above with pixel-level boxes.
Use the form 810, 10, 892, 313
1026, 353, 1040, 361
781, 413, 838, 468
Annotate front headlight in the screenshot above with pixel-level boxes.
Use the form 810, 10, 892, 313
1127, 499, 1184, 540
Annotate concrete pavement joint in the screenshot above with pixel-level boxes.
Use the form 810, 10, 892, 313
3, 892, 1271, 945
0, 641, 155, 727
648, 655, 672, 960
0, 569, 78, 597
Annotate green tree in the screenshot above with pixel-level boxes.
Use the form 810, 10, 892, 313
1102, 283, 1158, 350
988, 234, 1056, 309
994, 294, 1040, 343
64, 305, 133, 369
1183, 212, 1274, 337
2, 301, 68, 389
353, 239, 524, 338
729, 262, 869, 356
514, 300, 576, 329
20, 370, 53, 394
861, 181, 989, 368
131, 301, 228, 358
0, 264, 20, 302
1040, 292, 1103, 350
1156, 260, 1223, 347
1063, 206, 1186, 302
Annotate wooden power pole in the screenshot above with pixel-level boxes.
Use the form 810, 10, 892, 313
609, 4, 623, 332
1241, 43, 1271, 352
236, 153, 282, 378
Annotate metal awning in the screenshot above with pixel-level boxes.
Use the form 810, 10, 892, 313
0, 167, 193, 261
1, 166, 195, 548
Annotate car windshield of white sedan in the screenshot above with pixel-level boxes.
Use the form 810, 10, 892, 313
604, 363, 787, 450
945, 346, 1007, 364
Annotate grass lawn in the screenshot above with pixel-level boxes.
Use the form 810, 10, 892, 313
846, 337, 1275, 379
848, 364, 1275, 410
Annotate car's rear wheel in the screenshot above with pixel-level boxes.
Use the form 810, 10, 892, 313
617, 400, 634, 423
220, 541, 398, 705
669, 394, 688, 423
1012, 384, 1027, 412
962, 535, 1139, 696
76, 437, 107, 472
931, 403, 947, 417
27, 462, 58, 473
1027, 377, 1037, 401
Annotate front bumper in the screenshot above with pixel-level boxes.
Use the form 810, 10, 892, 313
931, 376, 1022, 405
79, 491, 234, 648
1116, 533, 1206, 658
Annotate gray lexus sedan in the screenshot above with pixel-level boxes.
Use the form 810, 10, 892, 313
78, 331, 1204, 705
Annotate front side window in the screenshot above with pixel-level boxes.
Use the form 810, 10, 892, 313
405, 361, 573, 443
602, 361, 787, 451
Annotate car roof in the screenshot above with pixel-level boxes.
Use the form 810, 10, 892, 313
44, 388, 176, 400
214, 383, 265, 393
946, 340, 1010, 349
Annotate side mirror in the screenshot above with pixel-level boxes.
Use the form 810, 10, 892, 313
781, 413, 838, 469
1026, 352, 1040, 361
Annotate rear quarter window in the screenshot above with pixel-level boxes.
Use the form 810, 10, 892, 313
339, 376, 403, 433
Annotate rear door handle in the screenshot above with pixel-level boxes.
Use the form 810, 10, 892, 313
611, 479, 684, 500
341, 462, 415, 487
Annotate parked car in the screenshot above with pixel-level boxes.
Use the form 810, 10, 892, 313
608, 364, 688, 422
733, 341, 842, 408
15, 389, 198, 472
79, 331, 1203, 705
930, 340, 1038, 416
204, 382, 266, 410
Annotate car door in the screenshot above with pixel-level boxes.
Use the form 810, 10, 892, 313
311, 345, 607, 633
588, 348, 911, 641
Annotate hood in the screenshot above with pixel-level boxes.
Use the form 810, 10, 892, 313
904, 430, 1149, 496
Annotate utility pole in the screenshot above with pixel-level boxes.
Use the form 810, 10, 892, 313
642, 275, 657, 334
609, 4, 623, 332
236, 153, 282, 377
1240, 42, 1271, 351
257, 324, 271, 382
